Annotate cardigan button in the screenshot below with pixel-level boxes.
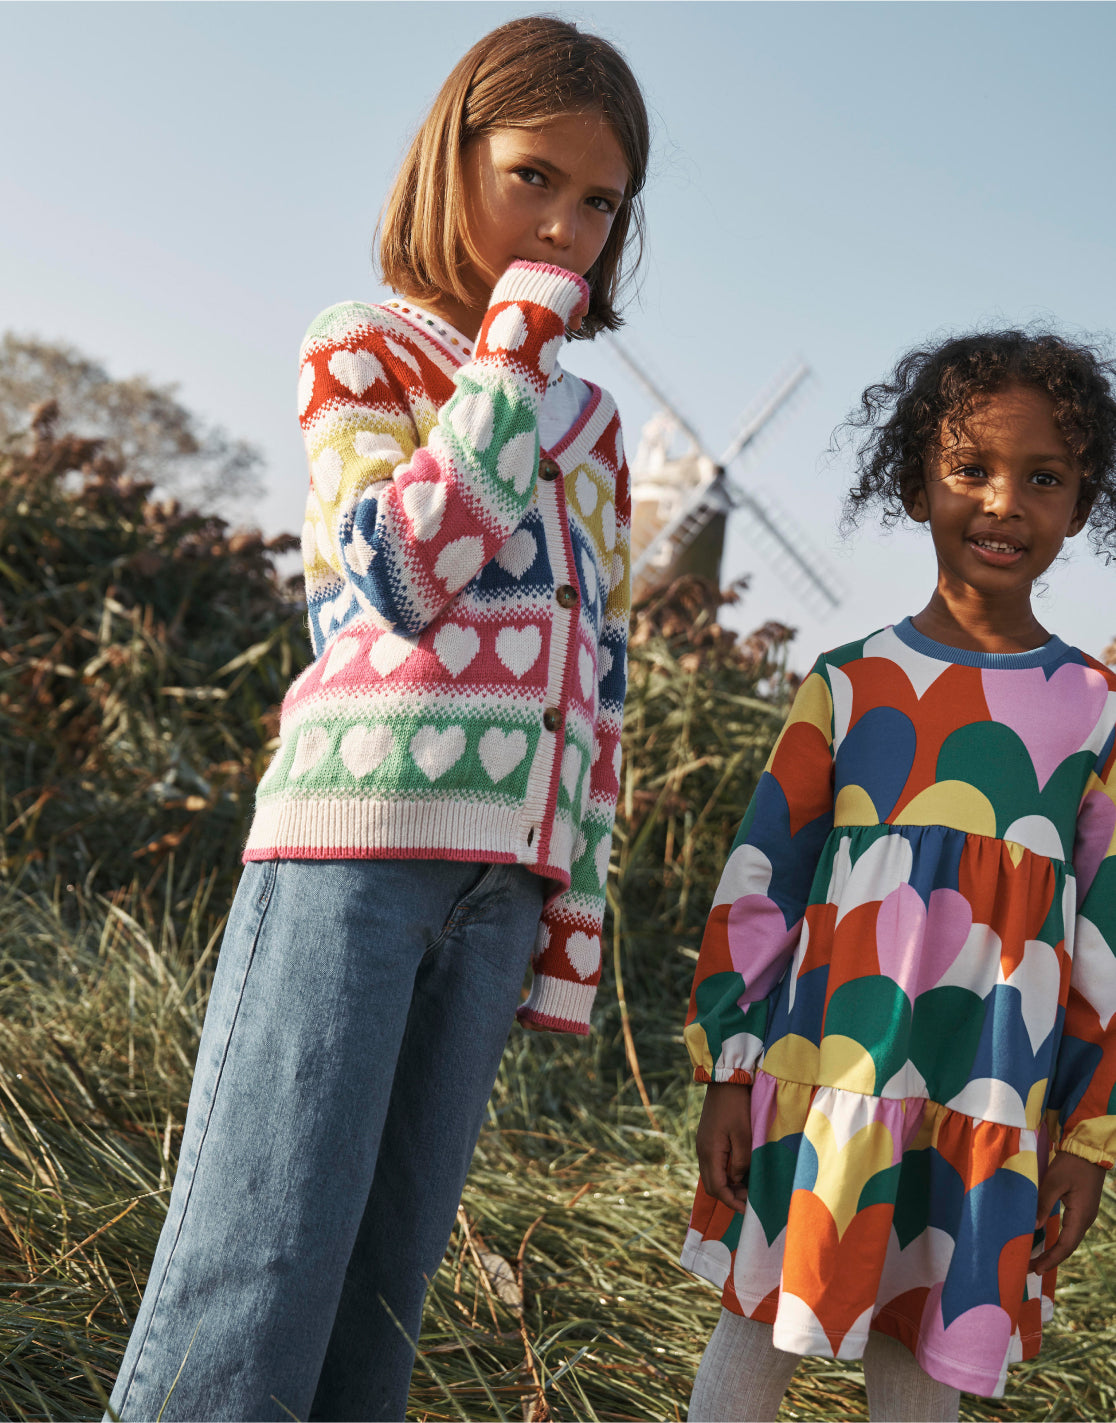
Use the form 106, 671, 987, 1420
539, 457, 561, 481
543, 707, 563, 732
556, 584, 578, 609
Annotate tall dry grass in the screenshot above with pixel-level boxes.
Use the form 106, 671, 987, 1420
2, 877, 1115, 1422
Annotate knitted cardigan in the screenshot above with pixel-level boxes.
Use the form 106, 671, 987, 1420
244, 262, 631, 1035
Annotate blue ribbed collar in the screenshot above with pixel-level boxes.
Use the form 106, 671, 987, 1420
892, 616, 1069, 669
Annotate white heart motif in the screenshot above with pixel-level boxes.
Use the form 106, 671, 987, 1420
322, 636, 361, 683
495, 625, 542, 678
578, 647, 595, 701
594, 836, 612, 886
613, 742, 623, 781
549, 818, 572, 867
495, 529, 536, 579
410, 725, 467, 781
580, 551, 598, 605
328, 348, 384, 396
561, 744, 581, 801
312, 448, 343, 504
450, 391, 494, 453
496, 432, 536, 494
575, 470, 598, 517
368, 634, 416, 677
401, 481, 446, 541
601, 500, 616, 552
347, 525, 376, 577
478, 727, 528, 783
340, 724, 395, 778
297, 362, 315, 416
317, 585, 354, 636
485, 303, 528, 351
565, 931, 601, 981
598, 646, 614, 679
539, 335, 564, 372
384, 337, 422, 375
435, 536, 484, 591
433, 623, 481, 677
290, 725, 330, 779
353, 430, 404, 462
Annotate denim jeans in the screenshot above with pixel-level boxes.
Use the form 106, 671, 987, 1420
107, 856, 544, 1422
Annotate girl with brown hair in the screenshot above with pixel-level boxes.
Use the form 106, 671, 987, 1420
107, 16, 649, 1421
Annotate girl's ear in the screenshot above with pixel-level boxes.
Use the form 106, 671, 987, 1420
1067, 483, 1096, 538
904, 483, 930, 524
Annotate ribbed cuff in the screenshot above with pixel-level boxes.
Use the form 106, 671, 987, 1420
693, 1068, 754, 1086
517, 972, 596, 1036
489, 261, 590, 329
1055, 1136, 1115, 1170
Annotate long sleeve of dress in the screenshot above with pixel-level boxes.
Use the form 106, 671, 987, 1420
684, 662, 836, 1084
1052, 724, 1116, 1167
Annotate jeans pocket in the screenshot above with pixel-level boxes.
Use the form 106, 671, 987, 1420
441, 861, 499, 928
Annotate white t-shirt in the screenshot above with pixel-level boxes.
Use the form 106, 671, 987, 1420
538, 361, 592, 452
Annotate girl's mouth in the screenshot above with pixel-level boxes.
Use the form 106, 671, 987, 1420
968, 533, 1025, 566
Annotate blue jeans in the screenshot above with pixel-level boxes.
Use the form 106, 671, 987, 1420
107, 856, 544, 1422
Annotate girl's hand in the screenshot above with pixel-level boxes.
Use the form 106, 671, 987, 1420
696, 1081, 753, 1213
1029, 1150, 1107, 1273
497, 259, 589, 334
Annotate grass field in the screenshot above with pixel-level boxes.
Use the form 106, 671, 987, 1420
3, 441, 1115, 1420
1, 870, 1115, 1422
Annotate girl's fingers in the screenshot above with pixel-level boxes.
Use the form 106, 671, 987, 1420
714, 1133, 750, 1212
1030, 1207, 1085, 1275
1029, 1153, 1105, 1273
695, 1083, 753, 1212
698, 1131, 748, 1213
729, 1136, 751, 1199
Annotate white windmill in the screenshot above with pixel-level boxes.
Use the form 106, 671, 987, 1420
612, 342, 841, 615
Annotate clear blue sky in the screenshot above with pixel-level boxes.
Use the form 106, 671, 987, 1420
3, 1, 1115, 670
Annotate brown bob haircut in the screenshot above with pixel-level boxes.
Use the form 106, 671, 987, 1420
378, 15, 650, 340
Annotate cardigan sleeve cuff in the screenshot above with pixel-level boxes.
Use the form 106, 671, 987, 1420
517, 973, 595, 1037
486, 261, 590, 333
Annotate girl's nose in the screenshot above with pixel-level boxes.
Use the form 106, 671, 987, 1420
982, 473, 1024, 517
538, 204, 576, 249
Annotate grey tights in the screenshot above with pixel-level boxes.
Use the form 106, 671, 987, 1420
689, 1309, 961, 1422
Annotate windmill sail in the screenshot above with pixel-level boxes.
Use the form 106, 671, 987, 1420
615, 340, 840, 613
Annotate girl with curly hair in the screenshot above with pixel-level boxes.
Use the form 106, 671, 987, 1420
682, 329, 1116, 1420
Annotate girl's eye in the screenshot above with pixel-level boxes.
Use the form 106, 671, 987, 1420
587, 195, 616, 215
514, 167, 546, 187
955, 465, 986, 480
1031, 470, 1060, 487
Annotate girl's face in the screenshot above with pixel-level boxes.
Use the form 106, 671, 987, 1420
461, 109, 629, 305
909, 384, 1090, 605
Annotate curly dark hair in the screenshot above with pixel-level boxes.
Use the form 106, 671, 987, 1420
840, 328, 1116, 558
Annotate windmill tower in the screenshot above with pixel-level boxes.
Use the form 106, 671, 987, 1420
613, 343, 841, 615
